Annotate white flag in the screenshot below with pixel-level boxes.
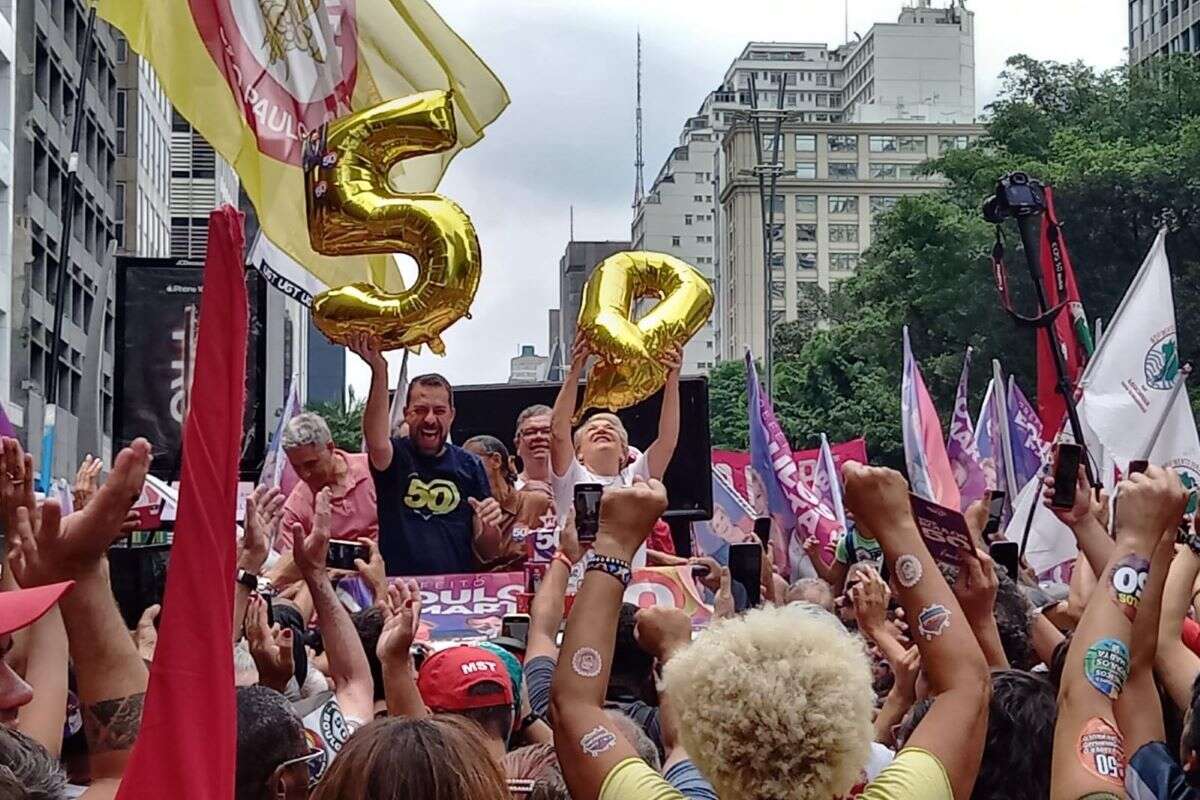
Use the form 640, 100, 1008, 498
1003, 475, 1075, 584
1077, 229, 1200, 499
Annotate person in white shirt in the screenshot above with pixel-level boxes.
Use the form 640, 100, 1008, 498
550, 336, 682, 567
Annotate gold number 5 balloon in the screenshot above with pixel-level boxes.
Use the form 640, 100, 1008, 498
305, 90, 481, 354
576, 252, 714, 417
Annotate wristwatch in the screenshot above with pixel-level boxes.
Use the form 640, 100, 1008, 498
518, 712, 542, 733
235, 568, 259, 590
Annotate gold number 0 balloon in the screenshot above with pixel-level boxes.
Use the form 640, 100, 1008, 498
576, 252, 714, 418
305, 90, 481, 354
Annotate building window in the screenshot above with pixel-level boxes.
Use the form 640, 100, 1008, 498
671, 236, 680, 247
760, 134, 779, 155
870, 163, 898, 180
693, 194, 704, 202
115, 89, 127, 156
829, 162, 858, 180
796, 224, 817, 242
830, 253, 860, 271
795, 134, 816, 152
768, 194, 786, 214
829, 224, 859, 243
816, 74, 829, 86
769, 252, 785, 270
795, 162, 817, 179
797, 252, 817, 270
870, 195, 901, 216
828, 195, 859, 215
938, 135, 971, 152
796, 195, 817, 215
870, 135, 898, 152
897, 135, 927, 154
684, 214, 693, 226
828, 134, 857, 152
115, 35, 128, 63
696, 235, 712, 243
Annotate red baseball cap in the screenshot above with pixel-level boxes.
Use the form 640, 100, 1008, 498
417, 645, 514, 713
0, 582, 74, 637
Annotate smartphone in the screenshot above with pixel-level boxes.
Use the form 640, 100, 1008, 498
691, 563, 712, 578
989, 541, 1020, 581
501, 614, 530, 649
1050, 443, 1083, 510
728, 542, 762, 609
574, 483, 603, 544
753, 517, 772, 550
1128, 460, 1149, 475
326, 538, 367, 571
983, 491, 1007, 537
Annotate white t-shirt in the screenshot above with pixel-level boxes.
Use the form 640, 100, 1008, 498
552, 453, 652, 568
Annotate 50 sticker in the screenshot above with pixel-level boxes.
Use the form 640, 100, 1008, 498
404, 478, 462, 515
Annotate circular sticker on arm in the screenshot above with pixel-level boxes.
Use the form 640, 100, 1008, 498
1108, 554, 1149, 621
1083, 638, 1130, 700
1077, 717, 1125, 786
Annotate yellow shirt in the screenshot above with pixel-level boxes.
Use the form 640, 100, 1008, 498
858, 747, 953, 800
599, 758, 685, 800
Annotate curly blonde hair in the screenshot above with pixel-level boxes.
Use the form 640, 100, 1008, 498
662, 604, 874, 800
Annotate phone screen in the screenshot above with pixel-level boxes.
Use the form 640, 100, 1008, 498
326, 539, 366, 571
728, 542, 761, 609
1051, 444, 1083, 509
989, 541, 1020, 580
753, 517, 772, 550
1128, 460, 1149, 475
980, 490, 1005, 538
574, 483, 603, 544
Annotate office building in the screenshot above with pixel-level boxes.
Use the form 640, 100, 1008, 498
509, 344, 549, 383
170, 111, 238, 261
631, 128, 718, 374
113, 32, 170, 258
1128, 0, 1200, 63
719, 120, 981, 359
0, 2, 15, 426
12, 1, 121, 479
555, 239, 629, 358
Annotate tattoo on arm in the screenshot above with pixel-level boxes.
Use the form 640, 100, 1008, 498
82, 693, 146, 754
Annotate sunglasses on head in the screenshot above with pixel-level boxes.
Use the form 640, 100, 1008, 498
269, 747, 324, 799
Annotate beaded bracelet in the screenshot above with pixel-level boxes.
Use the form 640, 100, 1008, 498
586, 554, 632, 587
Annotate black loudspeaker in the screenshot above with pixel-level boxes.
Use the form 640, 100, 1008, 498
448, 377, 713, 521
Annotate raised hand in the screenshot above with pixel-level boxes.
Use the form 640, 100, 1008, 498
595, 478, 669, 561
354, 538, 388, 600
951, 549, 999, 625
850, 565, 891, 636
658, 345, 683, 377
468, 496, 503, 533
890, 645, 922, 703
239, 485, 283, 573
134, 604, 161, 662
72, 455, 103, 510
558, 506, 586, 565
713, 566, 735, 619
347, 331, 388, 371
841, 462, 912, 547
634, 606, 692, 662
568, 334, 591, 373
1041, 465, 1095, 527
245, 595, 294, 693
59, 438, 154, 563
0, 437, 36, 533
1114, 465, 1189, 551
293, 488, 332, 578
377, 580, 422, 665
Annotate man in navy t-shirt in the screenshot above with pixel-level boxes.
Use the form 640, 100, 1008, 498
350, 334, 503, 576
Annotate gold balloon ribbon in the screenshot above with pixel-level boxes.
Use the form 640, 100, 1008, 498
305, 90, 482, 354
576, 252, 714, 418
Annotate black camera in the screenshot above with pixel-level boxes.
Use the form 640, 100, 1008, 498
982, 172, 1047, 223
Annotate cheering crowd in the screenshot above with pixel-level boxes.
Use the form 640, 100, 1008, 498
1, 333, 1200, 800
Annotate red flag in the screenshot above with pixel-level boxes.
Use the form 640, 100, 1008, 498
1036, 187, 1093, 439
116, 207, 247, 800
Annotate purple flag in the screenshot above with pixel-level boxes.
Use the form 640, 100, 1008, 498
745, 353, 844, 576
946, 348, 989, 510
814, 433, 848, 529
1006, 378, 1051, 491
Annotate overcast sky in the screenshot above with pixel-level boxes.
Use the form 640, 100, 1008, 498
343, 0, 1127, 399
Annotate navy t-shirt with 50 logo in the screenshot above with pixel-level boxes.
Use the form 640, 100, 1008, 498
372, 436, 492, 576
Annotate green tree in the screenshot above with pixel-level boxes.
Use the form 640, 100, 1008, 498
709, 54, 1200, 464
307, 387, 365, 452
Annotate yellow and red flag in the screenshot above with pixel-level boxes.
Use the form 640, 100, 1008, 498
96, 0, 509, 291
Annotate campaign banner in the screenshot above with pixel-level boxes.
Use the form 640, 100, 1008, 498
692, 468, 759, 565
342, 566, 714, 640
712, 438, 868, 503
909, 494, 977, 586
114, 258, 266, 481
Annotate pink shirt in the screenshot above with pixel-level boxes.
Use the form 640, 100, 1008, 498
276, 451, 379, 552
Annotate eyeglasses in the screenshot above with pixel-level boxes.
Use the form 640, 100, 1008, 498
269, 747, 325, 798
518, 426, 551, 439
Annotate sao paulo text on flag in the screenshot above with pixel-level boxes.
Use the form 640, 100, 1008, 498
946, 347, 989, 511
97, 0, 509, 292
901, 327, 960, 510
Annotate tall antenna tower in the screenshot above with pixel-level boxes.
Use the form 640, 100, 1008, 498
632, 31, 645, 208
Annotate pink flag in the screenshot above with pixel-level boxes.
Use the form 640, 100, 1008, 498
946, 347, 989, 510
902, 327, 961, 509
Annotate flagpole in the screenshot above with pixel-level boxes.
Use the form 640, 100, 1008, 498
993, 360, 1019, 510
1140, 363, 1193, 460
